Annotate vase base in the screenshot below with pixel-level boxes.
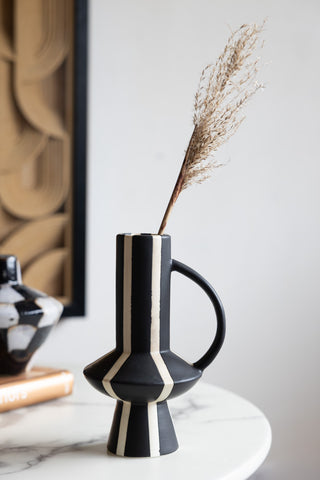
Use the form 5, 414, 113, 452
107, 400, 178, 457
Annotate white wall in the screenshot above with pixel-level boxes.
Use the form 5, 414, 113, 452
38, 1, 320, 477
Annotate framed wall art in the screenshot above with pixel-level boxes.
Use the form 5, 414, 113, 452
0, 0, 88, 317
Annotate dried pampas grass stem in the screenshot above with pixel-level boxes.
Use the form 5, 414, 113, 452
158, 22, 265, 235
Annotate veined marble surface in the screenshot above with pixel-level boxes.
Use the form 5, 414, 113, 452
0, 367, 271, 479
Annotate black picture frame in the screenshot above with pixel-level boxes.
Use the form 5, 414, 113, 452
62, 0, 88, 317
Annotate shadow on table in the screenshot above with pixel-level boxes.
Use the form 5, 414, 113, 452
77, 442, 108, 457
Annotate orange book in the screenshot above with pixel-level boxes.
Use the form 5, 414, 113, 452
0, 367, 74, 413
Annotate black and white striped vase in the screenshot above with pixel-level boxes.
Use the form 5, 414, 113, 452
0, 255, 64, 375
84, 233, 226, 457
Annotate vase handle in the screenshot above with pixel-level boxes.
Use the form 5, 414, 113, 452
171, 259, 226, 372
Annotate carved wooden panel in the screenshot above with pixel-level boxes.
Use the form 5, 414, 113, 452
0, 0, 86, 316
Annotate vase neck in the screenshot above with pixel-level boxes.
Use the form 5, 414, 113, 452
116, 234, 171, 353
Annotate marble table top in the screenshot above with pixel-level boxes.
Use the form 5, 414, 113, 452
0, 366, 271, 479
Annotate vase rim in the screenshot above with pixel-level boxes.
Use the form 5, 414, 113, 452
118, 233, 171, 238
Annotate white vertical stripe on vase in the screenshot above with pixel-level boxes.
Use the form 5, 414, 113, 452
150, 236, 174, 403
102, 235, 133, 400
102, 352, 130, 399
116, 401, 131, 456
123, 235, 133, 353
148, 403, 160, 456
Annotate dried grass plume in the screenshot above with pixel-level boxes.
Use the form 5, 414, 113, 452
158, 22, 265, 235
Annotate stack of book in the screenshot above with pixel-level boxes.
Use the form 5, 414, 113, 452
0, 367, 74, 413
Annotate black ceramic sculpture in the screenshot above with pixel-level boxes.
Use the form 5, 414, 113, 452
0, 255, 64, 375
84, 233, 226, 457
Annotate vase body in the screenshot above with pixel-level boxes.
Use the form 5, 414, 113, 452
84, 233, 226, 457
0, 255, 64, 375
